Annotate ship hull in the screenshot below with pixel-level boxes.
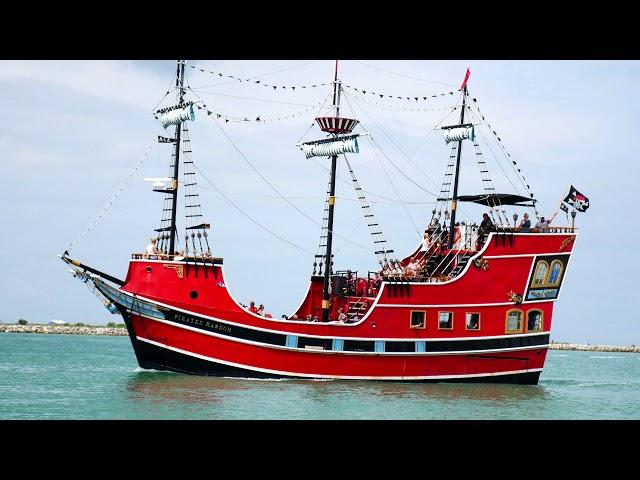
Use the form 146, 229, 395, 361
127, 330, 541, 384
89, 231, 577, 386
116, 307, 547, 384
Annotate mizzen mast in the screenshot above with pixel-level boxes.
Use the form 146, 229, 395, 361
447, 68, 471, 250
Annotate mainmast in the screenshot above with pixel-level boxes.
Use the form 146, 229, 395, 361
321, 60, 341, 323
169, 59, 186, 255
448, 70, 469, 250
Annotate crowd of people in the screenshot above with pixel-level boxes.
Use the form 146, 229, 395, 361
246, 300, 273, 318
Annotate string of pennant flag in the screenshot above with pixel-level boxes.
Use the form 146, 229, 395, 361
188, 64, 459, 102
347, 90, 459, 113
186, 95, 331, 124
341, 85, 458, 102
466, 98, 541, 217
188, 64, 329, 90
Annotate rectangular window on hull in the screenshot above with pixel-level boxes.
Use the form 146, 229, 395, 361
438, 312, 453, 330
385, 341, 416, 353
466, 313, 480, 330
410, 310, 426, 329
506, 309, 524, 334
297, 337, 333, 351
343, 340, 376, 352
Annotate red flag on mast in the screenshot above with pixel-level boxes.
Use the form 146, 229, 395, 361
460, 68, 471, 90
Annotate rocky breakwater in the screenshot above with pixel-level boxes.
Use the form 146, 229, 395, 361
0, 324, 128, 336
549, 342, 640, 353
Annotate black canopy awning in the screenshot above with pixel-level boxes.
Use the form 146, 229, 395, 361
457, 193, 537, 207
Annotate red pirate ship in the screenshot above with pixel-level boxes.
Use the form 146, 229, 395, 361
62, 61, 580, 384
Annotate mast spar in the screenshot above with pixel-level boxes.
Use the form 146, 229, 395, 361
448, 70, 469, 250
321, 60, 341, 323
169, 59, 186, 255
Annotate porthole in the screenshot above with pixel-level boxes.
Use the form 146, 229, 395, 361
190, 291, 198, 299
145, 266, 152, 273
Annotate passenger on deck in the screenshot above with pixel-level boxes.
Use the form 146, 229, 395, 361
430, 217, 441, 235
258, 304, 265, 316
477, 213, 493, 247
146, 238, 162, 258
356, 277, 368, 296
480, 213, 493, 234
535, 212, 557, 232
248, 301, 258, 314
346, 270, 355, 295
519, 212, 531, 232
420, 231, 431, 252
404, 257, 425, 278
452, 222, 466, 250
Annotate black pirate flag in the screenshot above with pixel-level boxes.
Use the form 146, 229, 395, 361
563, 185, 590, 212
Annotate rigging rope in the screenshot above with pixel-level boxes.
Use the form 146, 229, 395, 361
188, 60, 320, 89
189, 88, 376, 253
364, 139, 422, 238
188, 62, 460, 102
343, 155, 397, 265
66, 142, 155, 253
346, 90, 460, 112
466, 98, 543, 217
342, 89, 441, 195
189, 88, 331, 124
194, 164, 314, 255
351, 60, 458, 87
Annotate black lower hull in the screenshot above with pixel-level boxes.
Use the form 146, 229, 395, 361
120, 308, 541, 384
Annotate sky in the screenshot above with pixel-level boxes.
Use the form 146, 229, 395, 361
0, 59, 638, 346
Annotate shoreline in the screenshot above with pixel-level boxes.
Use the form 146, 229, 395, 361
0, 325, 127, 336
1, 325, 638, 352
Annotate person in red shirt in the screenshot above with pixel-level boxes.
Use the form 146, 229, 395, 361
248, 301, 258, 314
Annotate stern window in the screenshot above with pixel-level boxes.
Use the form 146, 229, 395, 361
527, 310, 544, 332
506, 309, 524, 334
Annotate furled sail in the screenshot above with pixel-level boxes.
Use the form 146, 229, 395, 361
300, 136, 359, 159
444, 125, 475, 144
160, 104, 195, 129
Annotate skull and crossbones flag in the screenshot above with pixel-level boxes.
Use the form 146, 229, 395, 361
563, 185, 590, 212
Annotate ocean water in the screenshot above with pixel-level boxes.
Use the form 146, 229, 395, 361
1, 333, 639, 420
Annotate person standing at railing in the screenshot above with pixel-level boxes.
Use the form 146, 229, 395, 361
477, 213, 493, 248
519, 212, 531, 232
535, 212, 557, 231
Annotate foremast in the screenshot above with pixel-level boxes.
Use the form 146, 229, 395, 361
169, 60, 186, 255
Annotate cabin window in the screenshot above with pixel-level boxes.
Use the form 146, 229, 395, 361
410, 310, 426, 329
343, 340, 375, 352
466, 312, 480, 330
526, 310, 544, 332
532, 260, 550, 287
547, 260, 563, 287
438, 311, 453, 330
298, 337, 332, 351
506, 309, 524, 334
145, 266, 152, 273
190, 291, 198, 299
385, 341, 416, 353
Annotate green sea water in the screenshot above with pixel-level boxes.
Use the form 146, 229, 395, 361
1, 332, 638, 419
